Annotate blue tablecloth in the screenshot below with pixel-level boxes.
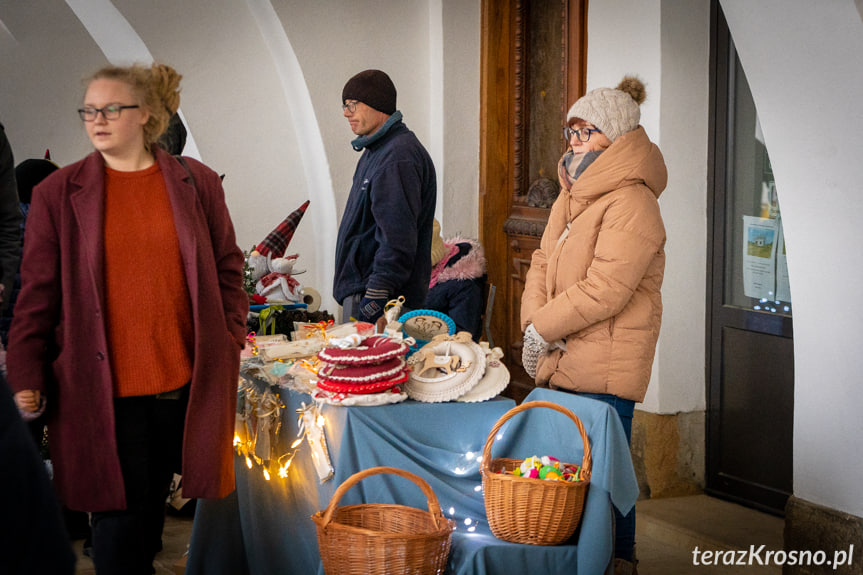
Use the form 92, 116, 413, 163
186, 386, 638, 574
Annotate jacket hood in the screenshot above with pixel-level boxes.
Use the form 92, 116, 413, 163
434, 237, 486, 284
571, 126, 667, 203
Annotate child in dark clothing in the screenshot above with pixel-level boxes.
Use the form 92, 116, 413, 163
424, 219, 487, 341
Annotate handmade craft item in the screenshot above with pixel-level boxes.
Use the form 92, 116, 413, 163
317, 335, 409, 365
456, 343, 510, 403
314, 334, 411, 403
247, 200, 310, 303
404, 332, 486, 403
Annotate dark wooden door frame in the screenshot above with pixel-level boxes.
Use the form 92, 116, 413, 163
479, 0, 587, 378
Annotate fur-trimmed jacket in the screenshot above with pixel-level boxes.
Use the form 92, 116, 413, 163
425, 237, 487, 341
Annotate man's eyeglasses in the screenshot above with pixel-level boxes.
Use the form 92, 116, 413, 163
342, 101, 358, 114
78, 104, 140, 122
563, 126, 602, 142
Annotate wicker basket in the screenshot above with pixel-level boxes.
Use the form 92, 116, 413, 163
311, 466, 456, 575
481, 400, 592, 545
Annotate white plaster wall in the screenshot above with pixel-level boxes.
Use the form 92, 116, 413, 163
585, 0, 662, 143
721, 0, 863, 517
0, 0, 481, 313
440, 0, 480, 238
654, 0, 709, 415
586, 0, 708, 415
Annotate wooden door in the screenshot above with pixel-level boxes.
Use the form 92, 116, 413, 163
480, 0, 587, 402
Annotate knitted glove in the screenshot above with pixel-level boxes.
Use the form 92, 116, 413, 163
522, 323, 550, 379
359, 288, 389, 323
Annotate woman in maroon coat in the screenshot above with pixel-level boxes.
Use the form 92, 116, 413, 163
7, 63, 248, 574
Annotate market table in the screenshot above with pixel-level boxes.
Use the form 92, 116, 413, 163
185, 386, 638, 574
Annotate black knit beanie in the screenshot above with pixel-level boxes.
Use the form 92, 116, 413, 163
342, 69, 397, 115
15, 158, 59, 204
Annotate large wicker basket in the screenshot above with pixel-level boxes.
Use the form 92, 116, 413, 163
311, 466, 456, 575
481, 400, 592, 545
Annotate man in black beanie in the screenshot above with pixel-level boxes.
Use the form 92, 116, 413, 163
333, 69, 437, 327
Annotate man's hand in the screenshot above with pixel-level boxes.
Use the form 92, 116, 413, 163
359, 288, 389, 323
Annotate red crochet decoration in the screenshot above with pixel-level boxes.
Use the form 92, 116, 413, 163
317, 336, 408, 365
316, 370, 409, 395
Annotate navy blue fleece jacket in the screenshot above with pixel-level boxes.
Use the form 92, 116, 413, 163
333, 119, 436, 309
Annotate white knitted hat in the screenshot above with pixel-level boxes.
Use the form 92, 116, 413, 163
566, 76, 646, 142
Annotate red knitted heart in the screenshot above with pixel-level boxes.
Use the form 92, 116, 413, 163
317, 336, 408, 365
316, 370, 409, 394
317, 357, 406, 384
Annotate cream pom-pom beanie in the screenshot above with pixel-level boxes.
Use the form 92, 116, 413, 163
566, 76, 646, 142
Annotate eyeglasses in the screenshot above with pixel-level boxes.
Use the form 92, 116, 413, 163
342, 100, 358, 114
78, 104, 140, 122
564, 126, 602, 142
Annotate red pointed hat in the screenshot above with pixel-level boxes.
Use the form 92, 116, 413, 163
255, 200, 310, 257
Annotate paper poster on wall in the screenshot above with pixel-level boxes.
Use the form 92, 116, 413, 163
775, 219, 791, 302
742, 216, 778, 299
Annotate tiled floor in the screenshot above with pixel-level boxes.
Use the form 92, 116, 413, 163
72, 494, 784, 574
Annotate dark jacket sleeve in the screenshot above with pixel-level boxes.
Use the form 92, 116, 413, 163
0, 125, 23, 313
365, 160, 423, 296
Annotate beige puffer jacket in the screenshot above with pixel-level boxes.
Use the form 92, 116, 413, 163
520, 126, 667, 402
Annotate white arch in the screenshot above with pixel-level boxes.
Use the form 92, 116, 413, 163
244, 0, 337, 313
64, 0, 201, 160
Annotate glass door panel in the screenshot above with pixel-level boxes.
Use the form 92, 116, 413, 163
723, 54, 792, 317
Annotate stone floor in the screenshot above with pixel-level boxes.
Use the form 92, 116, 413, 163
72, 493, 785, 574
72, 513, 193, 575
636, 494, 784, 574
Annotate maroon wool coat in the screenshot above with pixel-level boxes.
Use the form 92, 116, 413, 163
6, 148, 249, 512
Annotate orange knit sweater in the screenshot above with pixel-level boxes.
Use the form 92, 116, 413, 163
104, 164, 193, 397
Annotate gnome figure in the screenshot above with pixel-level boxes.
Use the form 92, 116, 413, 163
248, 200, 310, 303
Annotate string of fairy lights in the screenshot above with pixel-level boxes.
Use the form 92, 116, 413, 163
232, 321, 516, 532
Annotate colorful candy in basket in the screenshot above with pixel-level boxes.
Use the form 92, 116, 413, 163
503, 454, 584, 482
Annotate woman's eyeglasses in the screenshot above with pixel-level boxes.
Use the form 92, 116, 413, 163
563, 126, 602, 142
78, 104, 140, 122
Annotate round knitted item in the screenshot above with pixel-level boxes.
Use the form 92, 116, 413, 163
313, 386, 408, 407
405, 333, 486, 403
316, 370, 409, 395
317, 336, 409, 365
317, 357, 406, 384
398, 309, 457, 356
457, 345, 510, 403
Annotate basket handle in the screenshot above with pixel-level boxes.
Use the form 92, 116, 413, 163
319, 466, 447, 530
481, 400, 592, 482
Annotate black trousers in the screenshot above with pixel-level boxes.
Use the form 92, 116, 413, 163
91, 387, 188, 575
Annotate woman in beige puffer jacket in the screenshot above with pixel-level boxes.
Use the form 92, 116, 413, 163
521, 77, 667, 404
520, 76, 666, 574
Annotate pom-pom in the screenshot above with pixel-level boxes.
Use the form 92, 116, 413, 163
617, 76, 646, 105
539, 465, 561, 480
